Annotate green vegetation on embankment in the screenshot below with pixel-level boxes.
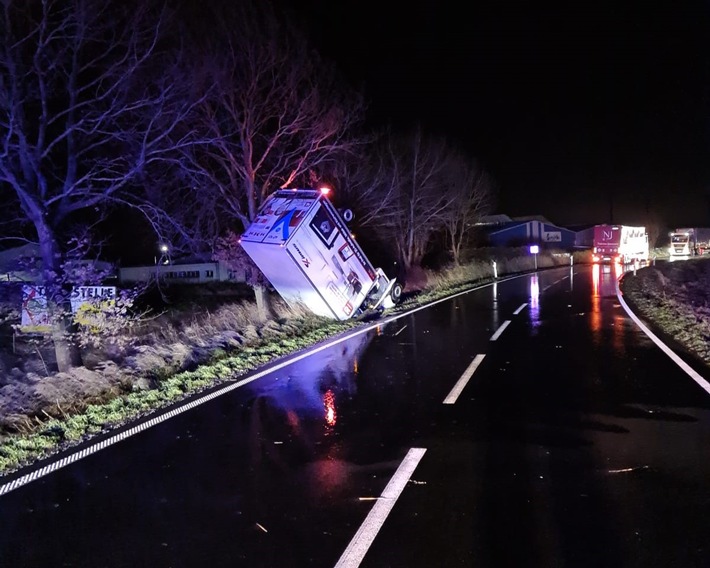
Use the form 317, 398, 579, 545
620, 258, 710, 364
13, 249, 707, 478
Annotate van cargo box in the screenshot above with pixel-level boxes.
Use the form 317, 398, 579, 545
240, 189, 400, 320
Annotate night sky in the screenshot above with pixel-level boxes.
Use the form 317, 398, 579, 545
281, 0, 710, 228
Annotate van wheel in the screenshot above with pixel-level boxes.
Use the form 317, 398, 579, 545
390, 282, 403, 304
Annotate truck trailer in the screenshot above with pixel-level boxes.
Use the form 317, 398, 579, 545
239, 188, 402, 321
668, 228, 710, 258
592, 224, 649, 264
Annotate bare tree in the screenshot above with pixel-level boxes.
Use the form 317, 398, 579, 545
0, 0, 200, 371
178, 0, 366, 317
367, 127, 458, 277
336, 128, 494, 276
439, 156, 494, 265
328, 131, 401, 230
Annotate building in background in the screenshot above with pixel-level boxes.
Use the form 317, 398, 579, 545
118, 258, 245, 285
478, 216, 577, 249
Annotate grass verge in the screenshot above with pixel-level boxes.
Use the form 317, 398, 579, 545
0, 249, 579, 477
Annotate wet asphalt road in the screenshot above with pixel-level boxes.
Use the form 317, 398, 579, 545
3, 264, 710, 568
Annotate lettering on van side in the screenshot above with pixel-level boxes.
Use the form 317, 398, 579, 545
293, 243, 311, 268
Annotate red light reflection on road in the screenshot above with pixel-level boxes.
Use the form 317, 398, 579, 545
590, 262, 624, 338
591, 264, 601, 333
323, 389, 337, 426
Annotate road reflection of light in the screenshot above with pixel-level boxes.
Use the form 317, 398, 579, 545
591, 263, 601, 334
252, 331, 373, 418
493, 281, 498, 305
375, 325, 382, 336
590, 262, 624, 341
529, 274, 540, 328
323, 389, 337, 426
612, 311, 626, 355
614, 261, 624, 281
611, 262, 626, 355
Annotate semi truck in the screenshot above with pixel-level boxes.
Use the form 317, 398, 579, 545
239, 188, 402, 321
668, 228, 710, 258
592, 224, 649, 264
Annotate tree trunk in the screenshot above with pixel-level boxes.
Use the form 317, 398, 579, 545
449, 229, 462, 266
37, 221, 82, 372
51, 311, 82, 372
254, 285, 272, 321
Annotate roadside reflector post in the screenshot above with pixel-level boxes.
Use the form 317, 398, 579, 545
492, 260, 498, 279
529, 245, 539, 270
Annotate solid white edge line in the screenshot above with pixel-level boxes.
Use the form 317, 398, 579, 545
334, 448, 427, 568
616, 280, 710, 395
0, 271, 541, 496
0, 320, 387, 496
513, 303, 527, 315
443, 354, 486, 404
490, 320, 511, 341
